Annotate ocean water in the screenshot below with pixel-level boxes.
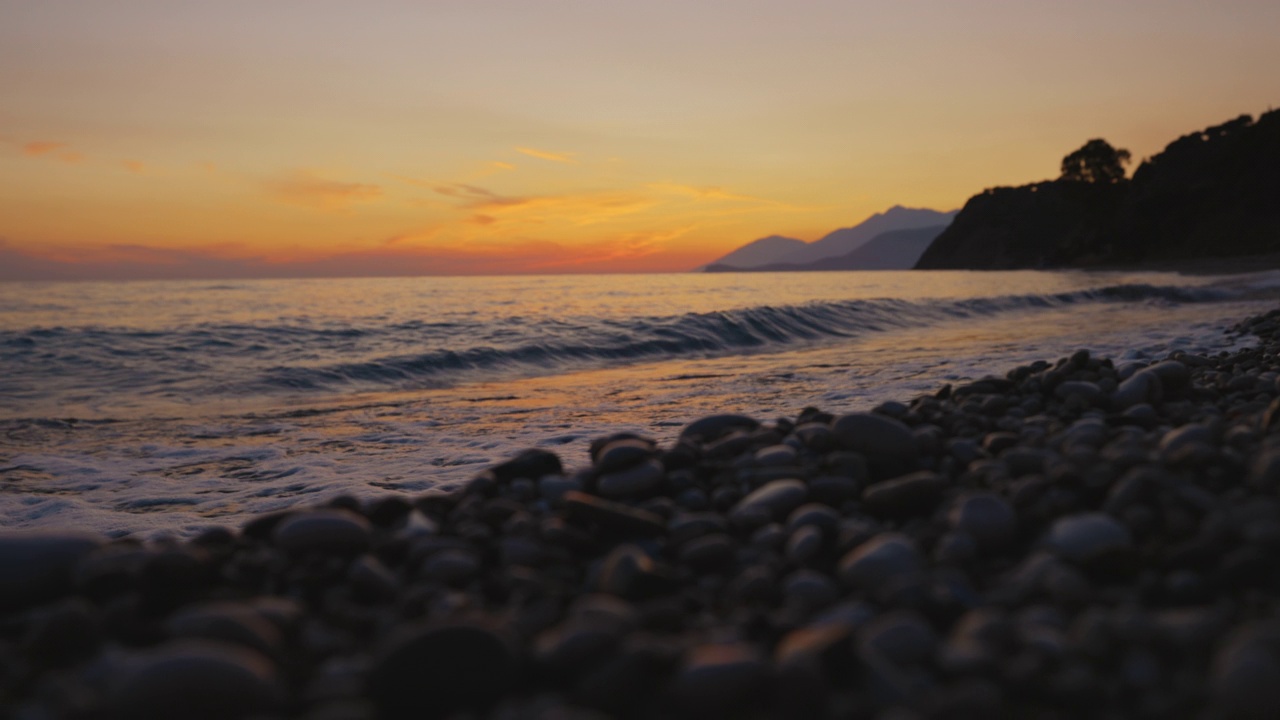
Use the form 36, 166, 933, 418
2, 269, 1278, 538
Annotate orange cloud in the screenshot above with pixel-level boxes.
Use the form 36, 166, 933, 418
123, 160, 146, 174
21, 141, 84, 163
267, 170, 382, 211
490, 161, 516, 171
515, 147, 577, 164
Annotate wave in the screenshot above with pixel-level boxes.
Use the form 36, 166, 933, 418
251, 282, 1231, 392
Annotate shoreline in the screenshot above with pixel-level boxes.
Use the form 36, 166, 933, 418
6, 311, 1280, 717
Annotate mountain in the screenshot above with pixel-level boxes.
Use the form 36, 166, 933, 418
916, 109, 1280, 269
702, 205, 957, 270
785, 206, 958, 264
698, 234, 806, 270
705, 226, 947, 272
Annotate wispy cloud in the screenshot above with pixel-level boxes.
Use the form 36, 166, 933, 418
122, 160, 146, 174
515, 147, 577, 164
267, 170, 382, 211
21, 141, 84, 164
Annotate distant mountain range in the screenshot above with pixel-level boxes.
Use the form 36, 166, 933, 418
701, 205, 957, 272
705, 226, 948, 273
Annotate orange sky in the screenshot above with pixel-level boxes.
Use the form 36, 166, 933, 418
2, 0, 1278, 279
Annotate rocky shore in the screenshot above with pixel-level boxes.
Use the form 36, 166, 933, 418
8, 311, 1280, 719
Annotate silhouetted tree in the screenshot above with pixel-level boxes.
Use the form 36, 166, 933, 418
1060, 139, 1131, 183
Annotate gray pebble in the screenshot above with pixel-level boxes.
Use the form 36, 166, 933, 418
596, 458, 664, 499
1046, 513, 1132, 563
272, 509, 371, 554
837, 533, 922, 588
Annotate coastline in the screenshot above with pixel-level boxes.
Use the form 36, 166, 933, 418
5, 310, 1280, 717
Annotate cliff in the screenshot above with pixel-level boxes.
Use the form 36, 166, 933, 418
915, 109, 1280, 269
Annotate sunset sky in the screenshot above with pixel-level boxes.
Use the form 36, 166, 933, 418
2, 0, 1278, 279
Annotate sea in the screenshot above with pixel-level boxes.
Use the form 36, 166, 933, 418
3, 269, 1279, 539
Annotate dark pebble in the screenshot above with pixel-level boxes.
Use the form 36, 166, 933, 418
837, 533, 922, 589
679, 414, 759, 442
369, 622, 518, 720
109, 640, 282, 719
0, 531, 103, 610
1046, 512, 1132, 563
947, 492, 1016, 549
831, 412, 918, 478
862, 471, 947, 516
730, 479, 808, 523
596, 458, 665, 499
272, 509, 372, 554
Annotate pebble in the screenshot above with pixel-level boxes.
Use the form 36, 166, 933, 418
730, 479, 808, 523
1045, 512, 1132, 563
831, 412, 918, 478
671, 643, 772, 717
109, 640, 282, 719
947, 492, 1016, 549
595, 438, 656, 473
596, 458, 665, 499
0, 530, 103, 610
837, 533, 922, 588
679, 414, 759, 442
369, 623, 517, 719
861, 470, 946, 516
272, 510, 372, 554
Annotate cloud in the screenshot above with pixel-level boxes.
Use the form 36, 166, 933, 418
515, 147, 577, 164
123, 160, 146, 174
267, 170, 383, 211
490, 161, 516, 171
21, 141, 84, 164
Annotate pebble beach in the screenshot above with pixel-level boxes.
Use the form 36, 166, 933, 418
8, 308, 1280, 719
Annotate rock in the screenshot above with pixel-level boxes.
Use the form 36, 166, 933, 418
538, 474, 583, 504
1055, 381, 1103, 404
563, 491, 665, 537
369, 622, 518, 719
837, 533, 922, 588
272, 509, 371, 554
488, 448, 563, 482
679, 414, 759, 442
671, 643, 772, 717
858, 611, 939, 666
831, 413, 918, 478
596, 459, 665, 499
786, 504, 840, 535
418, 549, 481, 584
533, 621, 622, 680
730, 479, 808, 523
1045, 513, 1132, 563
754, 444, 798, 467
0, 530, 103, 610
109, 640, 282, 719
782, 569, 839, 609
1146, 361, 1191, 393
678, 533, 736, 571
1210, 624, 1280, 720
947, 492, 1016, 549
597, 545, 668, 599
785, 525, 824, 563
166, 603, 282, 656
595, 438, 656, 473
862, 471, 947, 516
1112, 370, 1162, 409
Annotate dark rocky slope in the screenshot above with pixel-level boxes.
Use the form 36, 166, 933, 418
917, 110, 1280, 269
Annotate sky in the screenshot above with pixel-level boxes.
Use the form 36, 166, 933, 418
1, 0, 1278, 280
